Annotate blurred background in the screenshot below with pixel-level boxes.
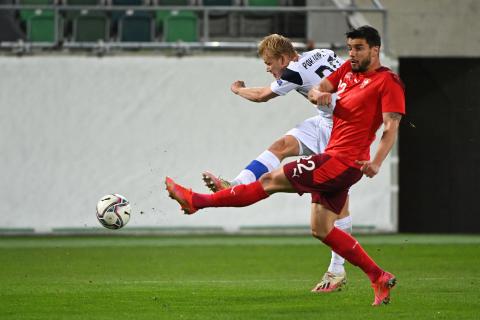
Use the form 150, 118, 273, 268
0, 0, 479, 235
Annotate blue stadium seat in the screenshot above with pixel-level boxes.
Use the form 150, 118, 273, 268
119, 11, 154, 42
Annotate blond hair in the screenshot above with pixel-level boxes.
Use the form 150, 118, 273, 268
258, 34, 297, 59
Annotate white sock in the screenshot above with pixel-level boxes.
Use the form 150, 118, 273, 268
257, 150, 282, 171
232, 150, 281, 185
327, 215, 352, 274
231, 169, 256, 186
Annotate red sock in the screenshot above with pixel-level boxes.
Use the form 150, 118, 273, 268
192, 181, 269, 209
323, 227, 383, 282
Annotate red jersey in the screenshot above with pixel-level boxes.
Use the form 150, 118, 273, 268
324, 61, 405, 167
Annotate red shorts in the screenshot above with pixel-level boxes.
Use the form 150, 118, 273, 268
283, 153, 362, 214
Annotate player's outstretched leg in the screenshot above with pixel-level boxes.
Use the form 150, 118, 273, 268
165, 176, 272, 214
168, 169, 292, 213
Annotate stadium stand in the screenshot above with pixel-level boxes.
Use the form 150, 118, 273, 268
0, 0, 388, 53
73, 11, 109, 42
26, 9, 58, 42
18, 0, 57, 42
157, 0, 192, 4
240, 0, 278, 38
201, 0, 234, 39
65, 0, 99, 5
111, 0, 143, 38
119, 10, 154, 42
112, 0, 144, 5
64, 0, 108, 42
202, 0, 233, 4
19, 0, 53, 22
163, 10, 197, 42
64, 0, 100, 21
0, 0, 25, 41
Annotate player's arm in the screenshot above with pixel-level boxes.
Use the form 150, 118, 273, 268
308, 78, 335, 106
356, 112, 403, 178
231, 80, 278, 103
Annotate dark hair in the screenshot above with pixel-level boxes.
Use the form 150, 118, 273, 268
345, 25, 381, 47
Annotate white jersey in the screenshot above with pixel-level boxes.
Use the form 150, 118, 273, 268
270, 49, 344, 122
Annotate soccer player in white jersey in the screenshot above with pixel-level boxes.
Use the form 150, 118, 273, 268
202, 34, 351, 293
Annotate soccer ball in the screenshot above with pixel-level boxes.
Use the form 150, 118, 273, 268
96, 194, 131, 230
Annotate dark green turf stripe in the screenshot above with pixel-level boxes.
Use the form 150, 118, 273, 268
0, 228, 35, 233
1, 234, 480, 249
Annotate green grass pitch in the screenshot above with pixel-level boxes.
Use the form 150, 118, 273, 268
1, 234, 479, 320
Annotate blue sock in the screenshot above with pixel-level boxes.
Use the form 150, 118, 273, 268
232, 150, 281, 185
245, 160, 269, 180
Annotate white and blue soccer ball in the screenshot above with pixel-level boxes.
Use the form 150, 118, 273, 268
96, 194, 131, 230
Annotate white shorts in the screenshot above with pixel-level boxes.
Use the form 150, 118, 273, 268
285, 115, 333, 156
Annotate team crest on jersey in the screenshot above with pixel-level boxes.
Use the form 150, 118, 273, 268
345, 72, 353, 81
276, 79, 283, 86
360, 78, 371, 88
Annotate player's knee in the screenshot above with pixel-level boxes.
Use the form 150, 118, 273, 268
259, 172, 273, 184
268, 139, 286, 159
311, 227, 328, 240
259, 170, 289, 194
259, 172, 274, 192
268, 136, 298, 160
311, 220, 334, 240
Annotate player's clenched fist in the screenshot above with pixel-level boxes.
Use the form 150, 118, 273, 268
231, 80, 246, 94
308, 88, 332, 107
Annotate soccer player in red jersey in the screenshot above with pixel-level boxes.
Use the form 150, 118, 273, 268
165, 26, 405, 306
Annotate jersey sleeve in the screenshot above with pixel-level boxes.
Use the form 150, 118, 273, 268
326, 60, 350, 91
270, 68, 303, 96
381, 73, 406, 115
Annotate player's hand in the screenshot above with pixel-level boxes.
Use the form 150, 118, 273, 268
316, 92, 332, 107
231, 80, 246, 94
355, 160, 380, 178
308, 89, 332, 107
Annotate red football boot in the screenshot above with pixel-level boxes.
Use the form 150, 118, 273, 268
165, 177, 198, 215
371, 271, 397, 306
